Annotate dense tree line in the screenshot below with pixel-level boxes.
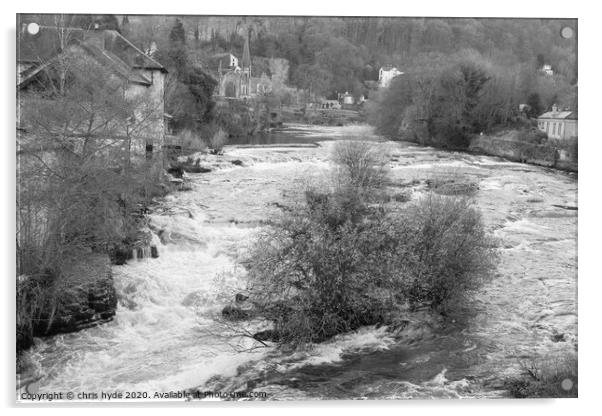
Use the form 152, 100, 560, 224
18, 14, 577, 138
366, 47, 577, 147
48, 15, 571, 103
188, 17, 576, 100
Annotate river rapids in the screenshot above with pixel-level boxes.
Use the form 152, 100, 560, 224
19, 124, 577, 401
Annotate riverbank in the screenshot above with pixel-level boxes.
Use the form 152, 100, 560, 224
469, 131, 578, 172
19, 125, 577, 400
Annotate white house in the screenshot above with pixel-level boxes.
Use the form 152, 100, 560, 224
378, 66, 403, 88
540, 64, 554, 76
537, 104, 577, 140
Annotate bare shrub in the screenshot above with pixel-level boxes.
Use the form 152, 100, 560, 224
244, 186, 497, 345
392, 190, 412, 203
177, 129, 207, 152
209, 129, 229, 154
505, 353, 578, 398
399, 193, 498, 310
245, 185, 398, 345
331, 140, 390, 191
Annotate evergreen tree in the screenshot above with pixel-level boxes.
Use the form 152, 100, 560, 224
169, 18, 186, 44
194, 27, 200, 48
167, 18, 188, 74
526, 92, 543, 118
121, 15, 130, 37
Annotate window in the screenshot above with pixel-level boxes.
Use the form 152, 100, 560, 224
145, 143, 153, 160
559, 123, 564, 138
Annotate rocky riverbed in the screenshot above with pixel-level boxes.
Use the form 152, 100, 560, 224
19, 124, 577, 400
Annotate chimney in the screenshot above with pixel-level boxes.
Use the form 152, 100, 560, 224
552, 103, 558, 113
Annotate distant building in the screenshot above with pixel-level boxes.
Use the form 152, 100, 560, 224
540, 64, 554, 76
17, 24, 167, 161
251, 73, 273, 96
537, 104, 577, 140
211, 34, 276, 99
378, 66, 403, 88
340, 91, 355, 105
210, 52, 239, 71
319, 100, 341, 110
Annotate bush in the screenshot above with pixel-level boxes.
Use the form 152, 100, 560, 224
242, 137, 496, 345
331, 140, 389, 191
392, 190, 412, 203
245, 185, 399, 345
244, 186, 497, 344
515, 128, 547, 144
398, 194, 498, 310
505, 353, 578, 398
209, 129, 228, 154
177, 129, 208, 152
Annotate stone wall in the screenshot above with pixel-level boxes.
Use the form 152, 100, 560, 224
17, 253, 118, 351
469, 134, 577, 172
298, 108, 363, 126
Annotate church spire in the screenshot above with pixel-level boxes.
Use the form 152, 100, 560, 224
242, 31, 251, 73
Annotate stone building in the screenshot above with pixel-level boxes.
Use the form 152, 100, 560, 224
211, 34, 278, 99
17, 24, 167, 162
537, 104, 578, 140
212, 34, 253, 99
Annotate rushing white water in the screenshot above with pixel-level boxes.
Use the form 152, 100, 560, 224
20, 125, 577, 400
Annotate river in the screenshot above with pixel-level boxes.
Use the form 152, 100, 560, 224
20, 124, 577, 400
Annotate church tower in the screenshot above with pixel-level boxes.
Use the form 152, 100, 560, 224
241, 31, 251, 96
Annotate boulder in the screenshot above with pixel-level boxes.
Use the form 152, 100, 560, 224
110, 247, 130, 265
253, 329, 281, 342
235, 293, 249, 303
221, 305, 250, 320
167, 165, 184, 178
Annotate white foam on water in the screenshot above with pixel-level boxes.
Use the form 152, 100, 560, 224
274, 326, 397, 371
21, 125, 578, 400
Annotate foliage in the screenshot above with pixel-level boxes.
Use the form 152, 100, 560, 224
176, 129, 208, 152
169, 18, 186, 44
209, 129, 228, 154
19, 15, 576, 103
331, 140, 389, 190
367, 75, 415, 138
156, 19, 218, 133
399, 194, 498, 309
245, 184, 396, 344
291, 63, 333, 100
526, 92, 543, 118
370, 45, 575, 147
165, 66, 217, 132
17, 38, 169, 350
505, 353, 578, 398
244, 143, 497, 345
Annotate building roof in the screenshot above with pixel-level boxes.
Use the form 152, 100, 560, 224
538, 110, 577, 120
18, 25, 166, 87
210, 52, 237, 60
206, 53, 240, 75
